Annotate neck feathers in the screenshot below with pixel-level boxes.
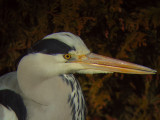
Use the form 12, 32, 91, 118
62, 74, 86, 120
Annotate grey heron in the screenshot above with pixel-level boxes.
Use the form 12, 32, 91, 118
0, 32, 156, 120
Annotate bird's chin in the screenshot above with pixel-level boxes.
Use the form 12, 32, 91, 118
77, 69, 111, 74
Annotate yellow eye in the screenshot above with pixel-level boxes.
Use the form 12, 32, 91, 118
63, 54, 71, 60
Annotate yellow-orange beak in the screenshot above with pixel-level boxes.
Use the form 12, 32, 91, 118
70, 53, 156, 74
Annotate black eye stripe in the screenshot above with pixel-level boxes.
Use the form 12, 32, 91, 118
28, 39, 75, 54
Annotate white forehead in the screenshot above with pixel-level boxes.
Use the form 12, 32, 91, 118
43, 32, 90, 55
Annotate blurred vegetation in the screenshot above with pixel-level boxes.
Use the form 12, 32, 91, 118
0, 0, 160, 120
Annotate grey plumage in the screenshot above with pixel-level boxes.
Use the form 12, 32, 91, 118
62, 74, 86, 120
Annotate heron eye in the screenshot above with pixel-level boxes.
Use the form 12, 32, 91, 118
64, 54, 71, 60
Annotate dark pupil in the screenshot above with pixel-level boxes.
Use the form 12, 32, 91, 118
66, 55, 70, 58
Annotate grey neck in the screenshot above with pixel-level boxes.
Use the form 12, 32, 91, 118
61, 74, 86, 120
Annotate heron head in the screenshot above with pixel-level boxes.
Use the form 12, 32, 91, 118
18, 32, 156, 76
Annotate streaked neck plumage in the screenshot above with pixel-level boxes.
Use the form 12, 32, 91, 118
62, 74, 86, 120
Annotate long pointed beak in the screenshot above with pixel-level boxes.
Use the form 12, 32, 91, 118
70, 53, 156, 74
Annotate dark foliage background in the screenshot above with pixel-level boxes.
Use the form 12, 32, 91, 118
0, 0, 160, 120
